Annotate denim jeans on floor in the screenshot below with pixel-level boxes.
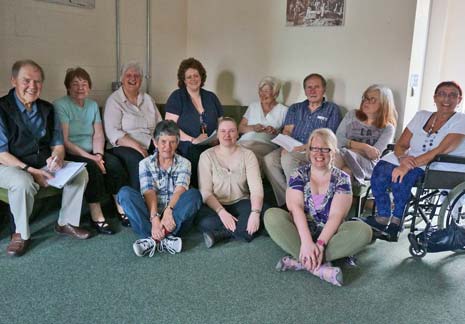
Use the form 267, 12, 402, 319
117, 186, 202, 238
371, 160, 424, 221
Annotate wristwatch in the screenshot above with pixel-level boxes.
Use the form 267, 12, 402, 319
316, 239, 326, 248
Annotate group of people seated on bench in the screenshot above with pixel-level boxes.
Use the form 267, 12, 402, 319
0, 58, 462, 286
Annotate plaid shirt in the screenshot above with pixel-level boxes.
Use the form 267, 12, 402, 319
284, 99, 341, 144
139, 152, 191, 211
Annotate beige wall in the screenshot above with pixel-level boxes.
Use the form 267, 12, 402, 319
421, 0, 465, 111
187, 0, 416, 128
0, 0, 187, 106
1, 0, 417, 128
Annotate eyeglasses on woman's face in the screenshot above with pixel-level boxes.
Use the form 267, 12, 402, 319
361, 96, 377, 104
434, 91, 460, 100
309, 146, 331, 153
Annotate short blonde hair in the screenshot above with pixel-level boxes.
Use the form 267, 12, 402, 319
258, 76, 281, 98
306, 128, 338, 162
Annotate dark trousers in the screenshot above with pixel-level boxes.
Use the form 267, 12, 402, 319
371, 160, 424, 220
196, 199, 270, 242
66, 152, 127, 203
178, 142, 209, 188
109, 144, 154, 190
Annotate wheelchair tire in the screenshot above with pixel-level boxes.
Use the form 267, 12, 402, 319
409, 244, 427, 258
437, 183, 465, 229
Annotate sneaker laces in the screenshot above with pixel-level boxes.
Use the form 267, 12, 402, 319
157, 236, 180, 254
137, 238, 156, 257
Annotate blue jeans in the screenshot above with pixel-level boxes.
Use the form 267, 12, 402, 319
196, 199, 270, 242
117, 186, 202, 238
371, 160, 424, 220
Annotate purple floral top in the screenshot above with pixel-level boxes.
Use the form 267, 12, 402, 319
288, 164, 352, 224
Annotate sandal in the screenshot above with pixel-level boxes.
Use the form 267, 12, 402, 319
91, 220, 114, 235
117, 213, 131, 227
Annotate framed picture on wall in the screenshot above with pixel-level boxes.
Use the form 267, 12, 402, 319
286, 0, 345, 27
36, 0, 95, 9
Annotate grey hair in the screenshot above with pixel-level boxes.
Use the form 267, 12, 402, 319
258, 76, 281, 98
153, 120, 180, 143
120, 61, 144, 81
11, 60, 45, 81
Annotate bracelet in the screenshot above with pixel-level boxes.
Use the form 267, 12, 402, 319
316, 239, 326, 248
22, 164, 30, 172
251, 209, 261, 214
95, 153, 104, 157
215, 206, 225, 214
150, 212, 161, 221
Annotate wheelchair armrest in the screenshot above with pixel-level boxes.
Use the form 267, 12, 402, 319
430, 154, 465, 165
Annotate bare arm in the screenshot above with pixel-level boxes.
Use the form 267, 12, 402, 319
286, 187, 313, 245
317, 193, 352, 244
92, 122, 106, 154
143, 189, 165, 240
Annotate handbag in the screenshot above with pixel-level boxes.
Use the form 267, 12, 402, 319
418, 220, 465, 253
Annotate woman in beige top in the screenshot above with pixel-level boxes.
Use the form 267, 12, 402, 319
197, 117, 269, 248
104, 61, 162, 190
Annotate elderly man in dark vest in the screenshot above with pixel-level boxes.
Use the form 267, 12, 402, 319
0, 60, 90, 257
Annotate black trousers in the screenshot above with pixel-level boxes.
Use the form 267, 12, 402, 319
66, 152, 127, 203
109, 144, 154, 190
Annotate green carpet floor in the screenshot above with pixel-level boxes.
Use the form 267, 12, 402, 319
1, 207, 464, 324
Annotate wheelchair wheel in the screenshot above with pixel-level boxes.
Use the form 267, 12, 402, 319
409, 244, 427, 258
437, 183, 465, 229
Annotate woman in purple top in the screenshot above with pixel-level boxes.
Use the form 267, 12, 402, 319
264, 128, 372, 286
165, 58, 223, 187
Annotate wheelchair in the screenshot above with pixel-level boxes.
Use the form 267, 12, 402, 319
361, 153, 465, 258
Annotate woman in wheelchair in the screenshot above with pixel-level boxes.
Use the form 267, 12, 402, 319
264, 129, 373, 286
335, 84, 397, 184
364, 81, 465, 240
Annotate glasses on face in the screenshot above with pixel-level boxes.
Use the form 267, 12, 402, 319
435, 91, 460, 100
309, 146, 331, 153
361, 96, 377, 104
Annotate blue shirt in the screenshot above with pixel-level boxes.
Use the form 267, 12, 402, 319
0, 90, 63, 152
139, 152, 191, 212
284, 99, 341, 144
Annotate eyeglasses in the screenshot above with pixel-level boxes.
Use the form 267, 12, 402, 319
435, 91, 460, 100
309, 146, 331, 153
361, 96, 377, 104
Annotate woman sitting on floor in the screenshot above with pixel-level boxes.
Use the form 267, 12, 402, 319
197, 117, 269, 248
54, 67, 128, 232
364, 81, 465, 240
335, 84, 397, 184
238, 76, 288, 171
264, 128, 372, 286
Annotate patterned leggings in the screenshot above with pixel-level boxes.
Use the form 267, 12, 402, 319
370, 160, 424, 220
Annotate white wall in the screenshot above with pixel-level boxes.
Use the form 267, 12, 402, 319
0, 0, 187, 106
186, 0, 417, 131
421, 0, 465, 112
1, 0, 417, 130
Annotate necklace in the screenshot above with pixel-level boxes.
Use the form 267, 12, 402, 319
427, 112, 455, 137
426, 114, 437, 137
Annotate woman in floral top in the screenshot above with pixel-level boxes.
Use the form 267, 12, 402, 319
264, 128, 372, 286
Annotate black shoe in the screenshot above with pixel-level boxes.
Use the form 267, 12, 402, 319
361, 216, 388, 232
91, 220, 115, 235
203, 229, 232, 248
384, 223, 401, 240
117, 213, 131, 227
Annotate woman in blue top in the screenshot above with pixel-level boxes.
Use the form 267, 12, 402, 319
165, 58, 223, 187
54, 67, 128, 233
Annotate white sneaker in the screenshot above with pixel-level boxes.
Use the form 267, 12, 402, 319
157, 235, 182, 254
133, 237, 157, 257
